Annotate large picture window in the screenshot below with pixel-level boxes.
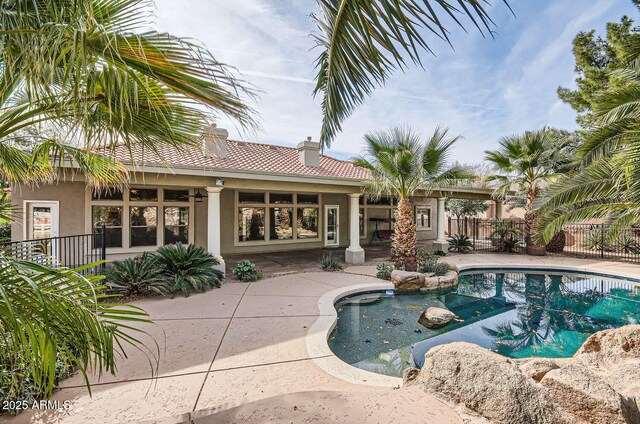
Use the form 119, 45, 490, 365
270, 207, 293, 240
164, 207, 189, 244
297, 207, 319, 239
238, 207, 265, 241
130, 206, 157, 246
416, 207, 431, 229
92, 206, 123, 248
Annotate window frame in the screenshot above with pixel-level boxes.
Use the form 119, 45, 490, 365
86, 186, 193, 253
415, 206, 432, 230
234, 190, 322, 246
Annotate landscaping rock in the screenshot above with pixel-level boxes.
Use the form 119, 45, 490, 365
420, 270, 458, 292
390, 270, 425, 291
541, 364, 640, 424
418, 307, 457, 329
599, 360, 640, 410
518, 358, 561, 382
575, 325, 640, 370
409, 342, 567, 424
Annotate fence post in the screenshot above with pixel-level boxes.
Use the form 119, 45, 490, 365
600, 224, 605, 259
100, 223, 107, 270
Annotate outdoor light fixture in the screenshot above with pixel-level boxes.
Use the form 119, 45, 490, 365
215, 179, 225, 186
193, 188, 205, 203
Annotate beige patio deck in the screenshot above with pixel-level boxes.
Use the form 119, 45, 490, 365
8, 253, 640, 424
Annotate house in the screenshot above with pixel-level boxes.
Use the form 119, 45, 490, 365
11, 125, 500, 273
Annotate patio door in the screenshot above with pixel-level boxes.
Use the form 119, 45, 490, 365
26, 201, 59, 240
324, 205, 339, 247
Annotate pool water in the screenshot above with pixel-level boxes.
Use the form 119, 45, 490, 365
328, 270, 640, 377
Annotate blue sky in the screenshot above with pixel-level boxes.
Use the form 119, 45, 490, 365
153, 0, 638, 164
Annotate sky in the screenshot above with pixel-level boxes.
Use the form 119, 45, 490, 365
152, 0, 638, 164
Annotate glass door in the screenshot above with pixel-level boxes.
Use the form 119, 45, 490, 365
27, 202, 59, 240
324, 205, 339, 247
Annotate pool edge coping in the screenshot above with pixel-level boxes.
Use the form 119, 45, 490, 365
307, 262, 640, 387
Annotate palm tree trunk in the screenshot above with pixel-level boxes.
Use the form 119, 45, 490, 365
391, 198, 417, 270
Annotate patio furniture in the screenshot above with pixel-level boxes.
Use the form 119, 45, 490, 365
369, 217, 395, 246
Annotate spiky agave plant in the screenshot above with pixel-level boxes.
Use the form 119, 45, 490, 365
155, 243, 223, 297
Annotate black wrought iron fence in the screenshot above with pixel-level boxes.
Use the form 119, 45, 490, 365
0, 226, 106, 274
448, 218, 640, 263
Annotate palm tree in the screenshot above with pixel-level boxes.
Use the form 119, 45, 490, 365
485, 128, 569, 250
311, 0, 510, 148
354, 126, 467, 269
0, 0, 257, 187
536, 40, 640, 242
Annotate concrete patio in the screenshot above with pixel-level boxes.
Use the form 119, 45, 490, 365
9, 253, 640, 423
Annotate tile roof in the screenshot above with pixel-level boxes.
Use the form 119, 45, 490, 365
100, 140, 371, 181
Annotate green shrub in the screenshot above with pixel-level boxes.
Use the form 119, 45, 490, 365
0, 223, 10, 242
376, 262, 393, 280
419, 257, 450, 276
105, 252, 168, 297
582, 230, 613, 252
320, 252, 343, 272
155, 243, 223, 297
447, 234, 473, 253
618, 234, 640, 254
232, 260, 263, 281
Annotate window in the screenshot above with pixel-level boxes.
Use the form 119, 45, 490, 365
238, 207, 265, 241
130, 206, 157, 246
270, 193, 293, 204
92, 188, 123, 201
92, 206, 123, 248
269, 207, 293, 240
416, 207, 431, 229
239, 192, 265, 204
164, 189, 189, 202
297, 207, 319, 239
366, 196, 392, 206
130, 188, 158, 201
297, 194, 318, 204
164, 207, 189, 244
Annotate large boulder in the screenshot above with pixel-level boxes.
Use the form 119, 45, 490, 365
541, 364, 640, 424
418, 307, 457, 329
517, 358, 561, 382
408, 342, 567, 424
390, 270, 425, 291
421, 270, 458, 292
575, 325, 640, 370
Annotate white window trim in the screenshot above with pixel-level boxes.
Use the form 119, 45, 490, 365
359, 196, 395, 239
85, 186, 194, 254
415, 206, 432, 230
23, 200, 59, 240
233, 190, 323, 247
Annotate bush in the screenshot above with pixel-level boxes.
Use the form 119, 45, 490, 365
320, 252, 343, 272
618, 234, 640, 254
376, 262, 393, 280
0, 223, 10, 242
155, 243, 223, 297
105, 252, 168, 297
232, 260, 263, 281
447, 234, 473, 253
419, 257, 450, 276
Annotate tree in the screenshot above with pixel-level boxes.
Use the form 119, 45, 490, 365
537, 34, 640, 242
485, 128, 571, 247
0, 0, 256, 187
557, 1, 640, 128
311, 0, 510, 147
354, 126, 467, 269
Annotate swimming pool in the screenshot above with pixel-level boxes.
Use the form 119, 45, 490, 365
327, 269, 640, 377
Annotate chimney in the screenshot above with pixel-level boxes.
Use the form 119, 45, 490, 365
297, 136, 320, 167
202, 124, 229, 159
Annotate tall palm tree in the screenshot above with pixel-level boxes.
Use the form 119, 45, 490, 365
485, 128, 569, 249
536, 40, 640, 242
312, 0, 510, 148
354, 126, 467, 269
0, 0, 257, 187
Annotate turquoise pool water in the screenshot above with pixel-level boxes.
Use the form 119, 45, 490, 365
328, 269, 640, 377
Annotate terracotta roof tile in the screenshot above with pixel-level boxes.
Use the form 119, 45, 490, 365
100, 140, 371, 181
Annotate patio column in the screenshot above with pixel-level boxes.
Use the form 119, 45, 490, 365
345, 193, 365, 264
433, 196, 449, 252
206, 186, 225, 275
496, 200, 503, 220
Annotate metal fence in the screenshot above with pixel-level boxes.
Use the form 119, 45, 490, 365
448, 218, 640, 263
0, 226, 106, 274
